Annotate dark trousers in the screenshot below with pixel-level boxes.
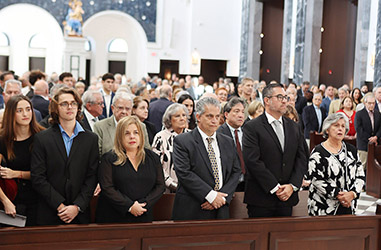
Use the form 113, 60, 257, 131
247, 205, 292, 218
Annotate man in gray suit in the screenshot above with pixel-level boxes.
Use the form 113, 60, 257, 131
93, 92, 150, 157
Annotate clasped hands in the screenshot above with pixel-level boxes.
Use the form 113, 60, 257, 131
337, 191, 355, 208
276, 184, 293, 201
201, 192, 227, 210
57, 203, 79, 224
130, 201, 147, 217
0, 166, 16, 179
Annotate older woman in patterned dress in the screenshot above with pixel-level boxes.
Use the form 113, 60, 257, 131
152, 103, 190, 192
307, 113, 365, 216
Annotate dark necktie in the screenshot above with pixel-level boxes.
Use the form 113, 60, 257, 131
234, 129, 245, 174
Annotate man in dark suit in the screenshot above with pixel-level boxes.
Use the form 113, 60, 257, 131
81, 89, 105, 131
217, 97, 246, 191
302, 92, 327, 139
354, 93, 381, 170
172, 97, 241, 220
147, 85, 173, 132
242, 83, 307, 218
31, 87, 98, 225
374, 86, 381, 113
31, 79, 50, 119
100, 73, 115, 118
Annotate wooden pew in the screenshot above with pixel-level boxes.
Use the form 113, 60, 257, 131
309, 132, 356, 153
366, 143, 381, 198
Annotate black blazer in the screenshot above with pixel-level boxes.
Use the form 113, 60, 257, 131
102, 91, 115, 118
81, 113, 105, 132
144, 119, 157, 145
295, 95, 307, 115
31, 95, 49, 119
216, 123, 233, 139
31, 124, 99, 225
242, 114, 307, 208
354, 108, 381, 151
147, 98, 173, 132
302, 105, 327, 139
172, 129, 241, 220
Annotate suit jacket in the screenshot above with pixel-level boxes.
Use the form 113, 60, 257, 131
354, 108, 381, 151
147, 98, 173, 132
302, 105, 327, 139
216, 123, 232, 139
172, 129, 241, 220
242, 114, 307, 208
93, 116, 151, 157
31, 95, 49, 119
295, 95, 307, 115
81, 112, 105, 132
31, 124, 99, 225
101, 91, 115, 118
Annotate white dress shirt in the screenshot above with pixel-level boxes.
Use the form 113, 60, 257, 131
84, 108, 98, 131
100, 88, 112, 117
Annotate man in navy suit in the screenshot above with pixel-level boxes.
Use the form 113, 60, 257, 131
100, 73, 115, 118
31, 87, 98, 225
302, 92, 327, 139
147, 85, 173, 132
217, 97, 246, 191
81, 90, 105, 131
243, 83, 307, 218
172, 97, 241, 220
354, 93, 381, 170
31, 80, 50, 119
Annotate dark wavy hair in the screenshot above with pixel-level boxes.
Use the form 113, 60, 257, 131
49, 87, 83, 125
178, 94, 196, 129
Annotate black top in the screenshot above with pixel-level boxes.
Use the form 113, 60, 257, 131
144, 119, 157, 145
96, 149, 165, 223
0, 136, 38, 205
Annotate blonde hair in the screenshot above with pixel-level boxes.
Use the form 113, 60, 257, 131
113, 116, 145, 166
247, 100, 264, 117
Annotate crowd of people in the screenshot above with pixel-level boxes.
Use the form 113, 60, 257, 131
0, 69, 379, 226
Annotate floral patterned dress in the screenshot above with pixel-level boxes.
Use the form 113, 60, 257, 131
307, 142, 365, 216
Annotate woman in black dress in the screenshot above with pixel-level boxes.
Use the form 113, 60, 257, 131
96, 116, 165, 223
0, 95, 44, 226
307, 113, 365, 216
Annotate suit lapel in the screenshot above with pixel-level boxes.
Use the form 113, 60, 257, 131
193, 129, 214, 176
106, 116, 116, 141
52, 126, 68, 162
261, 115, 283, 152
216, 133, 228, 179
282, 117, 291, 154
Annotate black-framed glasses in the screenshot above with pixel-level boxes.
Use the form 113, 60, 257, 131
268, 94, 290, 102
58, 101, 78, 108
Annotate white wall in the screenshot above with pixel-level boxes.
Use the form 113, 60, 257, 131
0, 3, 64, 75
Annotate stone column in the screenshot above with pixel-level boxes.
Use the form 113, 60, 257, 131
373, 0, 381, 87
239, 0, 263, 81
63, 37, 87, 80
280, 0, 294, 85
302, 0, 324, 85
293, 0, 307, 85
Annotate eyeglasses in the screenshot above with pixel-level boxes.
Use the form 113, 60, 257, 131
114, 106, 131, 112
58, 101, 78, 108
268, 94, 290, 102
91, 102, 104, 106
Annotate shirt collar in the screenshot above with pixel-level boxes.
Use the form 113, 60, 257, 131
265, 111, 282, 125
313, 104, 320, 110
58, 121, 84, 137
84, 108, 96, 121
226, 122, 242, 133
198, 126, 216, 141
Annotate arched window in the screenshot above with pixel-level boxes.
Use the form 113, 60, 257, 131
0, 32, 9, 47
108, 38, 128, 53
29, 33, 47, 48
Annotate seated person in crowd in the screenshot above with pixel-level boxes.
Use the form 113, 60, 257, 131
172, 97, 241, 221
31, 80, 50, 119
247, 100, 264, 122
152, 103, 190, 193
307, 113, 365, 216
81, 90, 105, 132
302, 92, 327, 139
96, 116, 164, 223
93, 92, 150, 157
0, 95, 44, 226
132, 96, 156, 145
336, 96, 356, 139
31, 87, 99, 225
329, 87, 349, 115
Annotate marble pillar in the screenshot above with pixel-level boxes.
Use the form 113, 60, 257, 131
303, 0, 323, 85
373, 0, 381, 87
239, 0, 263, 81
280, 0, 294, 85
293, 0, 307, 85
353, 0, 371, 89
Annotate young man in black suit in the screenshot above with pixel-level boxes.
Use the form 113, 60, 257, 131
243, 83, 307, 218
172, 97, 241, 220
31, 87, 99, 225
217, 97, 246, 191
354, 93, 381, 170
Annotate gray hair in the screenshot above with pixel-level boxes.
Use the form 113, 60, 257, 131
196, 97, 221, 116
338, 86, 349, 94
162, 103, 189, 129
50, 83, 66, 98
159, 85, 172, 98
322, 113, 349, 138
82, 90, 102, 106
4, 79, 21, 92
373, 86, 381, 94
112, 92, 132, 105
363, 92, 375, 103
224, 97, 246, 113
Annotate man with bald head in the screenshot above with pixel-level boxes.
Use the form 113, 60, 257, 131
31, 80, 50, 118
147, 84, 173, 132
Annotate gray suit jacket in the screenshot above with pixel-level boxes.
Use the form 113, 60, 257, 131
93, 116, 151, 157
